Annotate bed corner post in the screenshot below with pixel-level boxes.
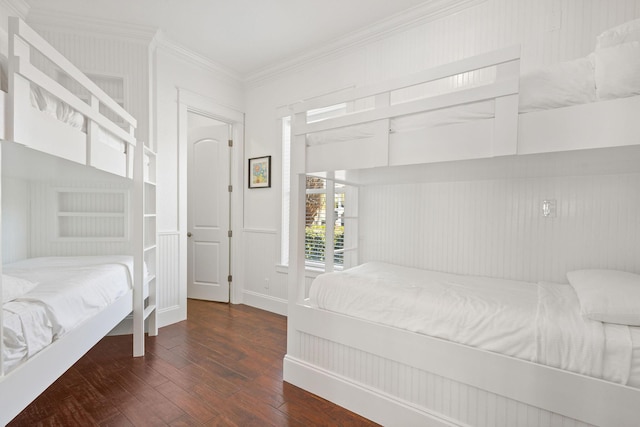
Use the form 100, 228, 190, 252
132, 136, 145, 357
0, 145, 3, 377
493, 45, 521, 157
285, 111, 307, 367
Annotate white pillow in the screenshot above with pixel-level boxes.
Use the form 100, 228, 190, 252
567, 269, 640, 326
2, 274, 38, 302
519, 55, 596, 113
594, 41, 640, 100
596, 18, 640, 49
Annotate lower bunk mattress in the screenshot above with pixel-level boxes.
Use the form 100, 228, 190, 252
308, 262, 640, 388
2, 256, 134, 373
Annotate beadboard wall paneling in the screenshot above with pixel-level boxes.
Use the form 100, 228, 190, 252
362, 0, 640, 85
1, 177, 29, 264
29, 180, 133, 258
158, 231, 180, 311
298, 332, 593, 427
359, 173, 640, 284
29, 28, 149, 144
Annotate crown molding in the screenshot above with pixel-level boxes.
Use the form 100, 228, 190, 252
153, 31, 243, 85
245, 0, 487, 86
0, 0, 30, 20
25, 8, 158, 44
19, 0, 485, 86
24, 7, 242, 84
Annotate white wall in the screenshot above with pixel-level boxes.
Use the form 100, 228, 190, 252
242, 0, 640, 312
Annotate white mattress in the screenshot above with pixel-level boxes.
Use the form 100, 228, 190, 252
2, 256, 133, 373
309, 262, 636, 386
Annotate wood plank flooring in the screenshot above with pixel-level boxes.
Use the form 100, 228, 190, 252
9, 299, 379, 426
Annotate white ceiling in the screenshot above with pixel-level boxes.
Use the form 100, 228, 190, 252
24, 0, 434, 78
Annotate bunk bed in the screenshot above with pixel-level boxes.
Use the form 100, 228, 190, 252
0, 17, 156, 425
284, 21, 640, 427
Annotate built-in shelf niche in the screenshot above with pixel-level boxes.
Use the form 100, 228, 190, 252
55, 188, 128, 241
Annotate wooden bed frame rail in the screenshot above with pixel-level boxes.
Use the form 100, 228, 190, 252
291, 45, 520, 174
7, 16, 137, 178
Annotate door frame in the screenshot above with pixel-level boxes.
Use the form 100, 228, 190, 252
178, 88, 244, 304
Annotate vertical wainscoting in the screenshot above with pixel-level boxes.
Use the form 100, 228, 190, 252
30, 26, 150, 144
359, 173, 640, 284
362, 0, 640, 84
1, 177, 29, 264
29, 180, 133, 257
298, 333, 592, 427
157, 231, 181, 323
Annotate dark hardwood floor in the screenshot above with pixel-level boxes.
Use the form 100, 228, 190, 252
9, 299, 379, 426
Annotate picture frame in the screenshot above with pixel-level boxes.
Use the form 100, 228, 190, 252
248, 155, 271, 188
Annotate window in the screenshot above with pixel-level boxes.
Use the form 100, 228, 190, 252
281, 114, 346, 270
305, 177, 345, 268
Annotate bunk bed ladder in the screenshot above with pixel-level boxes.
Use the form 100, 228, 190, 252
133, 140, 158, 357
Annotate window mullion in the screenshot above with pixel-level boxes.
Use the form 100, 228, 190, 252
324, 174, 335, 273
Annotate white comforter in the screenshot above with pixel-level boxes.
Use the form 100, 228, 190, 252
2, 256, 133, 372
309, 262, 632, 385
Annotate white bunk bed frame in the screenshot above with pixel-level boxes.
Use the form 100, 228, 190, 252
0, 17, 156, 425
284, 46, 640, 427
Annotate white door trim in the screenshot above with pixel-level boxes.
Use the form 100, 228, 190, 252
177, 88, 245, 304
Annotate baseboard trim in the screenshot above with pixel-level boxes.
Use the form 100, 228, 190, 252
242, 291, 287, 316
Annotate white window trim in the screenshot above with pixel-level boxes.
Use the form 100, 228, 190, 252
280, 112, 348, 272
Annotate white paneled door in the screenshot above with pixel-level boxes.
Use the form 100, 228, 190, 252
187, 121, 231, 302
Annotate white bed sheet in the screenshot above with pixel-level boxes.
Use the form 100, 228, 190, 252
2, 301, 52, 373
2, 256, 133, 372
309, 262, 634, 386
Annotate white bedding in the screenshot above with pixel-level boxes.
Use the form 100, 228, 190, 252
309, 262, 635, 386
29, 85, 127, 153
2, 301, 52, 372
30, 85, 85, 130
2, 256, 133, 373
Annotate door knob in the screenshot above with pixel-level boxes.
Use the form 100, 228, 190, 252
187, 232, 192, 237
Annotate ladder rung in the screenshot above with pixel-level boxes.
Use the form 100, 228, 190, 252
143, 304, 156, 320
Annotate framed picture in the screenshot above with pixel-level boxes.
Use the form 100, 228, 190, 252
248, 155, 271, 188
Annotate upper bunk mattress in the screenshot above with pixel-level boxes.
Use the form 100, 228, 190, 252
2, 256, 133, 372
309, 262, 635, 387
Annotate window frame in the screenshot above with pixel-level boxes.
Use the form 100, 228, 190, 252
280, 113, 347, 272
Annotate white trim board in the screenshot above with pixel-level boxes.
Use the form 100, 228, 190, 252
283, 356, 458, 427
242, 291, 287, 317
